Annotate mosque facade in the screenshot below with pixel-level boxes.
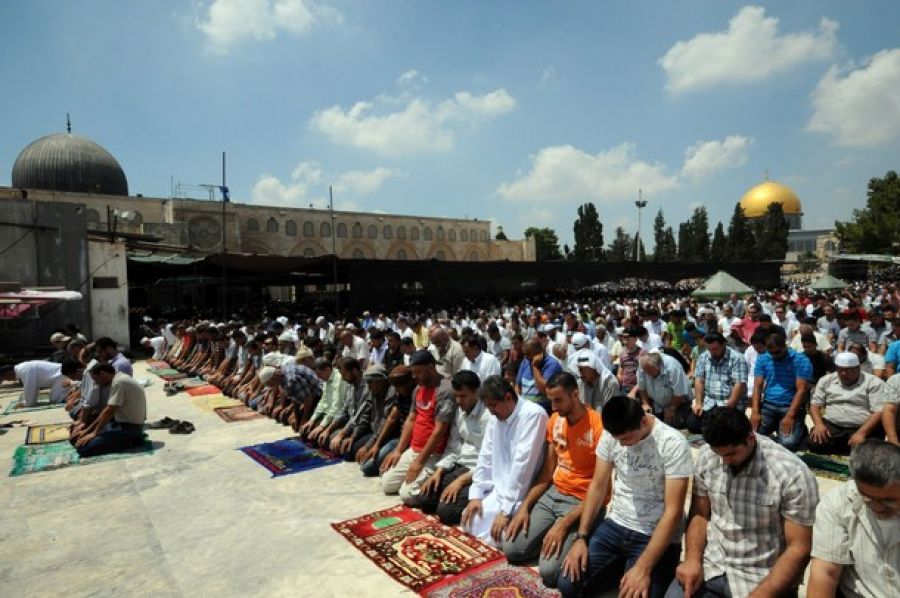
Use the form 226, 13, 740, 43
2, 130, 535, 263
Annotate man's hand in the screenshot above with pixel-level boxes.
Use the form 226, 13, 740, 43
460, 499, 483, 530
328, 432, 344, 453
339, 436, 353, 455
74, 432, 96, 448
691, 402, 703, 416
663, 405, 676, 425
380, 450, 402, 474
780, 413, 796, 437
561, 539, 589, 583
357, 444, 377, 464
750, 410, 762, 431
419, 470, 442, 496
531, 354, 544, 368
490, 512, 509, 544
810, 424, 831, 444
849, 430, 867, 447
619, 561, 651, 598
299, 420, 314, 437
540, 519, 569, 559
405, 457, 424, 484
440, 477, 466, 503
675, 558, 703, 598
505, 508, 530, 542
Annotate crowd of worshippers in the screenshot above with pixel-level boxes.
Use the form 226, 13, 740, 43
1, 330, 147, 458
124, 284, 900, 598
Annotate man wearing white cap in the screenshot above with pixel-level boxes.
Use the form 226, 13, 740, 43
809, 352, 888, 455
569, 349, 619, 411
316, 316, 335, 344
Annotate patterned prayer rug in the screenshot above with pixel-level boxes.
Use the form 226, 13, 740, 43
798, 452, 851, 481
25, 423, 71, 445
190, 394, 242, 413
159, 372, 188, 381
9, 437, 155, 476
332, 505, 504, 593
240, 438, 340, 477
214, 405, 263, 423
423, 562, 561, 597
2, 391, 62, 415
186, 384, 221, 396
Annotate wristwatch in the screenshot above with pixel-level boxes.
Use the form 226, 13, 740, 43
574, 532, 589, 541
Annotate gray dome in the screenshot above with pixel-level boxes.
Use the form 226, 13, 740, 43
12, 133, 128, 196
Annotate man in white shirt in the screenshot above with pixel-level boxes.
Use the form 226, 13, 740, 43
4, 359, 76, 406
367, 329, 387, 366
461, 336, 502, 381
809, 439, 900, 598
461, 375, 548, 546
560, 395, 692, 598
340, 330, 369, 369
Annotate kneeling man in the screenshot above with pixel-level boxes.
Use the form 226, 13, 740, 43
71, 364, 147, 457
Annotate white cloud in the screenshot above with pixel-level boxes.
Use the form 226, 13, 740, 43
681, 135, 753, 180
397, 69, 428, 89
496, 143, 678, 202
659, 6, 838, 93
197, 0, 341, 55
251, 162, 395, 208
808, 49, 900, 146
310, 87, 516, 156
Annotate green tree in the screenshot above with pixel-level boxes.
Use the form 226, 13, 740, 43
494, 226, 508, 241
835, 170, 900, 254
797, 251, 821, 273
607, 226, 632, 261
525, 226, 563, 261
660, 227, 677, 261
725, 204, 756, 261
677, 221, 693, 261
652, 209, 667, 261
573, 203, 604, 260
710, 222, 727, 262
754, 203, 789, 260
689, 206, 710, 261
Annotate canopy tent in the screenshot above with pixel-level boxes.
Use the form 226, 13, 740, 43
809, 273, 849, 291
692, 270, 754, 299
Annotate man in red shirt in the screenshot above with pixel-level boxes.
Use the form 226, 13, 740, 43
380, 350, 456, 504
503, 371, 605, 588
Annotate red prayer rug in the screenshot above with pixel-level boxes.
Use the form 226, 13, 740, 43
422, 562, 561, 597
331, 505, 503, 593
186, 384, 221, 396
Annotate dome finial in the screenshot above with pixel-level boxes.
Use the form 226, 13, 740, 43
764, 169, 769, 181
66, 113, 71, 134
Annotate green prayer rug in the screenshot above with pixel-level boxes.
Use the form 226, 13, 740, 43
9, 437, 155, 476
2, 391, 62, 415
798, 452, 851, 481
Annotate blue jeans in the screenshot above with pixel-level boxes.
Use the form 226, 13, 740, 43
665, 574, 731, 598
758, 402, 806, 451
75, 421, 145, 458
360, 437, 399, 477
558, 519, 681, 598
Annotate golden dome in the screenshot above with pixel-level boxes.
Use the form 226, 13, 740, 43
739, 181, 801, 218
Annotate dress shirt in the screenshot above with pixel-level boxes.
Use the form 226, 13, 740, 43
461, 351, 501, 381
436, 400, 492, 471
811, 371, 887, 427
695, 347, 749, 411
637, 353, 691, 410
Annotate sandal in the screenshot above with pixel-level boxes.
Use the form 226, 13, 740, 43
169, 421, 195, 434
148, 417, 180, 429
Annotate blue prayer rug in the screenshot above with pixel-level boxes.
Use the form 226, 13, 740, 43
239, 437, 341, 477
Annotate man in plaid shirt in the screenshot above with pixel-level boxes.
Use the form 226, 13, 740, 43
666, 408, 819, 597
688, 332, 748, 433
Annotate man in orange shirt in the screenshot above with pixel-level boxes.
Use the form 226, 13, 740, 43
502, 371, 605, 588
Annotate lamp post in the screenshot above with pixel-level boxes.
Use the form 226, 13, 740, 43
329, 185, 339, 317
634, 190, 647, 261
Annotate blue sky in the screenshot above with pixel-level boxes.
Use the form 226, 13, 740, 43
2, 1, 900, 248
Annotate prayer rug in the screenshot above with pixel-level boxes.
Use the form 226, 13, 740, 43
146, 360, 170, 370
179, 378, 209, 389
9, 437, 155, 476
2, 391, 61, 415
190, 394, 242, 413
214, 405, 263, 423
799, 452, 850, 481
332, 505, 504, 593
186, 384, 221, 396
423, 562, 561, 597
240, 438, 340, 477
152, 368, 182, 377
159, 373, 188, 381
25, 423, 71, 445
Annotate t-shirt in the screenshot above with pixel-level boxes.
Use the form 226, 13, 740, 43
754, 349, 813, 407
595, 419, 692, 537
547, 408, 603, 500
516, 354, 563, 402
108, 373, 147, 424
409, 378, 456, 453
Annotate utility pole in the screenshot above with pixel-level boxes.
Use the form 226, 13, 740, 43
220, 152, 228, 319
634, 189, 647, 262
329, 185, 339, 317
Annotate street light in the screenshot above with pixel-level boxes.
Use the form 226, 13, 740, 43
634, 189, 647, 261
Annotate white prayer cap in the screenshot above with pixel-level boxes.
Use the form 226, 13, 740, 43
276, 316, 289, 325
258, 366, 277, 385
277, 332, 294, 343
834, 352, 860, 368
262, 352, 283, 367
571, 333, 590, 349
140, 337, 151, 345
315, 316, 326, 325
572, 349, 602, 373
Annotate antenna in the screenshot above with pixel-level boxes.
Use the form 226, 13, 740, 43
66, 113, 71, 134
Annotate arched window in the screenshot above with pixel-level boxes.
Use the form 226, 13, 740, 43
448, 229, 457, 242
86, 208, 101, 224
479, 230, 488, 242
266, 218, 279, 233
410, 227, 420, 241
435, 250, 446, 260
246, 218, 260, 233
352, 223, 363, 239
337, 223, 347, 238
396, 249, 407, 260
824, 240, 837, 253
383, 225, 393, 240
436, 226, 445, 241
397, 225, 406, 240
352, 249, 364, 259
303, 221, 314, 237
470, 229, 477, 241
424, 227, 433, 241
303, 248, 315, 257
367, 224, 378, 239
469, 250, 479, 261
320, 222, 331, 238
131, 211, 144, 226
460, 229, 469, 242
285, 220, 297, 236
